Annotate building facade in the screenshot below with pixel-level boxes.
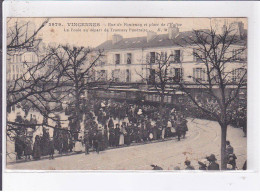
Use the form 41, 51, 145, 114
91, 23, 247, 104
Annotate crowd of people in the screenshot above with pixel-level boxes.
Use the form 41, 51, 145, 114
12, 99, 245, 171
80, 99, 189, 152
13, 99, 189, 161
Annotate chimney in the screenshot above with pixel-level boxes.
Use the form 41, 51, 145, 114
147, 31, 157, 43
168, 24, 179, 39
112, 34, 123, 44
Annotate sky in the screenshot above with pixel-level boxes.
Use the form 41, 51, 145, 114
7, 17, 247, 48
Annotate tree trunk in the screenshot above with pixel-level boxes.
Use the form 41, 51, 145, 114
74, 89, 81, 140
220, 123, 227, 170
159, 94, 165, 131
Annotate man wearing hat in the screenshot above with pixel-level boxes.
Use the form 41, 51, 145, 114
184, 160, 195, 170
207, 154, 220, 170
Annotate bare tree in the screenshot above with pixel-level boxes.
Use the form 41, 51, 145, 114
6, 45, 70, 139
7, 18, 49, 53
178, 22, 247, 169
137, 52, 178, 126
6, 19, 71, 140
53, 45, 104, 139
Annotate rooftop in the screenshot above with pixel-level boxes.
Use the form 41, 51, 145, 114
96, 30, 247, 51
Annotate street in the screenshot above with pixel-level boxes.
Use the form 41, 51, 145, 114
6, 118, 247, 170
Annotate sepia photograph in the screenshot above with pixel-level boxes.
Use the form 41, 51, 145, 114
5, 17, 247, 171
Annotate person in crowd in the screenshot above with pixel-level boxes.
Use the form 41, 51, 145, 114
15, 134, 25, 160
184, 160, 195, 170
24, 136, 33, 160
62, 131, 69, 154
175, 117, 183, 141
97, 129, 104, 152
124, 123, 132, 146
227, 153, 237, 170
151, 164, 163, 170
226, 141, 234, 155
74, 136, 84, 153
225, 140, 234, 164
57, 133, 63, 155
109, 126, 115, 147
206, 154, 220, 170
141, 121, 148, 142
198, 161, 207, 170
119, 122, 126, 145
165, 119, 172, 138
84, 131, 90, 155
114, 124, 120, 147
68, 136, 74, 152
181, 116, 188, 139
41, 127, 50, 156
33, 135, 41, 160
103, 125, 109, 149
93, 131, 102, 154
49, 137, 55, 160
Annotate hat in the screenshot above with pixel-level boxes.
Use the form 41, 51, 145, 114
207, 154, 217, 161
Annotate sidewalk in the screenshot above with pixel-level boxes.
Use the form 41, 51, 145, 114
7, 136, 177, 165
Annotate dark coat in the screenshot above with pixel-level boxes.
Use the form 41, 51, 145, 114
49, 140, 55, 155
33, 139, 41, 159
24, 139, 33, 155
208, 162, 220, 170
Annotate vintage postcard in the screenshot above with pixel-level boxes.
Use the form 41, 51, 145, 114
5, 17, 247, 171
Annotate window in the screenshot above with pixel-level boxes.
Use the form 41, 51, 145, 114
127, 53, 132, 64
193, 68, 206, 82
98, 70, 107, 81
160, 52, 167, 61
115, 54, 120, 64
173, 68, 183, 82
150, 52, 155, 63
193, 48, 203, 62
112, 69, 120, 82
174, 50, 181, 63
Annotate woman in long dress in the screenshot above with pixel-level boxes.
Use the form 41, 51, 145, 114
74, 136, 84, 153
119, 123, 126, 145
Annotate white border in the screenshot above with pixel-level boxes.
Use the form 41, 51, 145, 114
2, 0, 260, 190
